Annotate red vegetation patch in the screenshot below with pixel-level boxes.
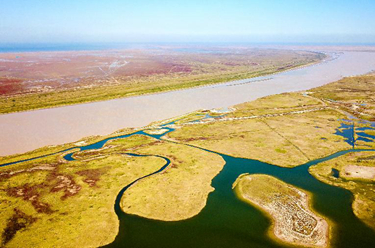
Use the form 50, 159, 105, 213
6, 184, 54, 214
129, 141, 161, 150
113, 61, 191, 77
0, 51, 195, 96
76, 167, 109, 187
169, 163, 179, 169
166, 64, 193, 74
0, 77, 24, 95
1, 208, 37, 246
0, 164, 57, 182
277, 64, 293, 71
181, 137, 209, 142
165, 154, 183, 167
49, 173, 81, 200
223, 62, 241, 66
0, 172, 11, 181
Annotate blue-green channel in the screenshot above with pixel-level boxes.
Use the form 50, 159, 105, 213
2, 123, 375, 248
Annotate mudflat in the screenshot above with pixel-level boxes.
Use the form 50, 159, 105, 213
0, 51, 375, 156
0, 47, 319, 113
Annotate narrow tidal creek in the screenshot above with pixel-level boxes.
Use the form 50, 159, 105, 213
2, 125, 375, 247
103, 128, 375, 248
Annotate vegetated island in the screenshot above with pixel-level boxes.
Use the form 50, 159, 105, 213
1, 74, 375, 247
119, 138, 225, 221
0, 134, 225, 247
233, 174, 329, 247
0, 135, 165, 247
0, 46, 323, 114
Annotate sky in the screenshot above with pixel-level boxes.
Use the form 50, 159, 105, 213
0, 0, 374, 44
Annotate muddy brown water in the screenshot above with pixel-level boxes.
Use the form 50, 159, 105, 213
1, 51, 375, 156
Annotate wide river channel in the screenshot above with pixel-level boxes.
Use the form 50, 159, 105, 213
2, 48, 375, 246
2, 121, 374, 247
1, 50, 375, 156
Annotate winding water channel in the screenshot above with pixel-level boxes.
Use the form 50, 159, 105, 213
2, 122, 375, 247
104, 130, 375, 248
2, 49, 375, 247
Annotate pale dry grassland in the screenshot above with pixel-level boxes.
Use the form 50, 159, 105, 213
166, 75, 375, 167
309, 151, 375, 230
167, 104, 349, 167
227, 92, 323, 117
1, 74, 374, 247
0, 133, 224, 247
0, 136, 165, 247
121, 140, 225, 221
311, 75, 375, 121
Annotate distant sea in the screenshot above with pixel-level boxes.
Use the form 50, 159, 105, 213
0, 42, 374, 53
0, 43, 139, 53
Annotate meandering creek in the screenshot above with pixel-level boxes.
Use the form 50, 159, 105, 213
2, 122, 375, 247
102, 129, 375, 248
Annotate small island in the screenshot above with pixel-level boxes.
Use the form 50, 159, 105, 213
1, 74, 375, 247
1, 1, 375, 247
233, 174, 329, 247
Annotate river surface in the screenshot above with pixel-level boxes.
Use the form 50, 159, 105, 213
103, 128, 375, 248
2, 122, 374, 247
1, 51, 375, 156
1, 49, 375, 246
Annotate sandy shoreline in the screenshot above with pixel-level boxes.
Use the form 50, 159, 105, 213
1, 51, 375, 156
234, 174, 330, 247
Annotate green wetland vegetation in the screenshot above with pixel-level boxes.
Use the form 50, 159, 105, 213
1, 75, 375, 247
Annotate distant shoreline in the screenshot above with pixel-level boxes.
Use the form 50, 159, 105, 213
0, 51, 374, 156
1, 42, 375, 53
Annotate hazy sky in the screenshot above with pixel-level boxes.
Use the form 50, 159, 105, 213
1, 0, 374, 43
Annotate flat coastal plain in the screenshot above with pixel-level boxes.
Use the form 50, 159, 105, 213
1, 73, 375, 248
1, 50, 375, 156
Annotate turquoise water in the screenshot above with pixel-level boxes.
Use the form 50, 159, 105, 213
335, 121, 355, 147
332, 168, 340, 178
2, 124, 375, 247
103, 142, 375, 248
335, 120, 375, 147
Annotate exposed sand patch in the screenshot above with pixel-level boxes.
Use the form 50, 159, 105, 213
342, 165, 375, 180
309, 151, 375, 230
143, 128, 169, 135
74, 141, 86, 146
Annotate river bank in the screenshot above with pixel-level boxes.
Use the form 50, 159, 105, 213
1, 51, 375, 156
1, 74, 375, 247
